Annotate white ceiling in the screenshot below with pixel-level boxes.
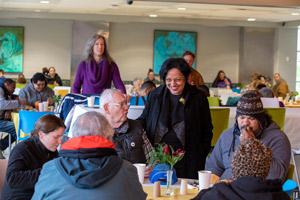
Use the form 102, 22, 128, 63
1, 0, 300, 26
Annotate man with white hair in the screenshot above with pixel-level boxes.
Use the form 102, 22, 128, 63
100, 89, 153, 177
32, 111, 147, 200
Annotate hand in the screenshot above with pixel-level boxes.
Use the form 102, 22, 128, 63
239, 126, 255, 144
224, 78, 230, 86
4, 110, 11, 120
47, 97, 54, 105
18, 98, 28, 105
226, 178, 234, 185
144, 166, 153, 178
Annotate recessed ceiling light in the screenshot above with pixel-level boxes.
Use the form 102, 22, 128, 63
35, 9, 41, 12
247, 18, 256, 21
109, 4, 119, 9
149, 14, 158, 17
40, 1, 49, 3
178, 8, 186, 10
291, 13, 300, 16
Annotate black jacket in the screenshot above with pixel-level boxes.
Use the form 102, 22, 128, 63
1, 137, 58, 200
193, 176, 290, 200
113, 119, 146, 164
138, 83, 213, 179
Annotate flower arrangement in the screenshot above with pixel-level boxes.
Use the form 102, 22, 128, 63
53, 94, 62, 104
289, 90, 299, 101
148, 143, 184, 171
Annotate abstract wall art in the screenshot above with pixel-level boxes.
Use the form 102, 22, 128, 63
153, 30, 197, 74
0, 26, 24, 73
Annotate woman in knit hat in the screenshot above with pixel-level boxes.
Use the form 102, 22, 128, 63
193, 138, 290, 200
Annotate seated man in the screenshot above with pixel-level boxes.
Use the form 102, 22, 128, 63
100, 89, 153, 176
206, 90, 291, 182
131, 81, 156, 105
19, 72, 54, 107
193, 139, 290, 200
0, 78, 27, 158
32, 112, 147, 200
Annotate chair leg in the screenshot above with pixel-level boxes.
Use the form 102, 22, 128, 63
291, 150, 300, 193
8, 134, 11, 155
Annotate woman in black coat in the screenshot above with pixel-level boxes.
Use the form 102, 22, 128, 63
138, 58, 213, 179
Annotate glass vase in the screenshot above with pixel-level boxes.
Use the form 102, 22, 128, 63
165, 170, 174, 196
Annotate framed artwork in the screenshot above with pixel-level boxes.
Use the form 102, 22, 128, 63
153, 30, 197, 74
0, 26, 24, 73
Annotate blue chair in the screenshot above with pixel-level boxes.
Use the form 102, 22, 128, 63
283, 179, 297, 197
17, 110, 55, 143
130, 96, 147, 106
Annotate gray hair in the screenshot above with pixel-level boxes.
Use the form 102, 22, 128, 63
83, 34, 113, 64
71, 111, 114, 141
100, 89, 122, 109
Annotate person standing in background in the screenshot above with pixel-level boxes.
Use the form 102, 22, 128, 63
182, 51, 205, 88
72, 34, 126, 94
272, 73, 289, 99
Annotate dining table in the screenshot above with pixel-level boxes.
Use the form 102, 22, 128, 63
142, 178, 199, 200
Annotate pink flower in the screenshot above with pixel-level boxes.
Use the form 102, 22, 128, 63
163, 144, 170, 156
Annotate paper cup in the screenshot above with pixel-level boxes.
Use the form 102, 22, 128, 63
133, 163, 146, 184
43, 101, 49, 111
38, 103, 44, 112
198, 170, 211, 191
87, 97, 95, 107
180, 179, 188, 195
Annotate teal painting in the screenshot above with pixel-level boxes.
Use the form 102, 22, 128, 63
153, 30, 197, 74
0, 26, 24, 73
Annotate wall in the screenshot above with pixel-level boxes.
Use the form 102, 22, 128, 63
109, 22, 240, 83
0, 18, 72, 80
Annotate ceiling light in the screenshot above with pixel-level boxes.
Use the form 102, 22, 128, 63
40, 1, 49, 3
149, 14, 157, 18
35, 10, 41, 12
247, 18, 256, 21
178, 8, 186, 10
291, 13, 300, 16
109, 4, 119, 9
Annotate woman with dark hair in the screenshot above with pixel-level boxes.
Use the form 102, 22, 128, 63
47, 67, 62, 86
1, 114, 66, 200
212, 70, 232, 88
144, 68, 160, 85
138, 58, 213, 179
72, 34, 125, 94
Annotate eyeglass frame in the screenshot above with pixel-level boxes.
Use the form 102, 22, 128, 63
108, 101, 130, 108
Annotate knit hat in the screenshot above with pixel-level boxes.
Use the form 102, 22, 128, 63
236, 90, 266, 129
231, 138, 273, 180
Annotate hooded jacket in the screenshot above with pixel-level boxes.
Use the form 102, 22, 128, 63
206, 117, 291, 182
192, 176, 290, 200
32, 136, 147, 200
18, 80, 54, 107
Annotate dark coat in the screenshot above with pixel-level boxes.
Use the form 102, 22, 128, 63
192, 176, 290, 200
1, 137, 58, 200
138, 83, 213, 179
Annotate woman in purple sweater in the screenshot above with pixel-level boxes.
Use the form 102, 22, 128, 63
72, 34, 126, 94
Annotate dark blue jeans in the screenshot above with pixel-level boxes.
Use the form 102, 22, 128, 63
0, 120, 17, 151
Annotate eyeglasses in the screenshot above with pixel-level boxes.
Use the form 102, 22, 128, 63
165, 78, 184, 83
34, 83, 45, 87
109, 101, 130, 108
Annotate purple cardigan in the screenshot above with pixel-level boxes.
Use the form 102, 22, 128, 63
72, 58, 126, 94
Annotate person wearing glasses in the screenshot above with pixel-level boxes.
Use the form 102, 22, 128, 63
19, 73, 54, 107
100, 89, 154, 177
138, 58, 213, 179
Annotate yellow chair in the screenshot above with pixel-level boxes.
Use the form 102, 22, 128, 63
210, 108, 230, 147
16, 83, 26, 88
47, 84, 56, 89
264, 108, 286, 131
57, 89, 69, 98
207, 97, 220, 107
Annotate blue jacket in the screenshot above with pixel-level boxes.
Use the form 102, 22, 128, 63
32, 136, 147, 200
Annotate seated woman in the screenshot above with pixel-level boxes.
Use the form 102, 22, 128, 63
212, 70, 232, 89
47, 66, 62, 86
144, 68, 160, 86
127, 77, 143, 96
138, 58, 213, 179
16, 74, 27, 84
193, 139, 290, 200
1, 114, 66, 200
